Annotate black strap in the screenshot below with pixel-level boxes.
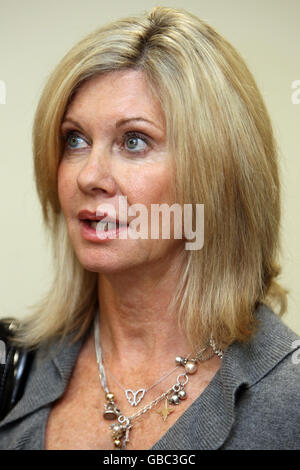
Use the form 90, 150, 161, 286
0, 319, 35, 421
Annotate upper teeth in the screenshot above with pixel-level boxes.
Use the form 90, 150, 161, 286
91, 220, 117, 231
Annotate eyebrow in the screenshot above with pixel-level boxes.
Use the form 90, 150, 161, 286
115, 117, 161, 130
60, 118, 85, 132
61, 116, 162, 131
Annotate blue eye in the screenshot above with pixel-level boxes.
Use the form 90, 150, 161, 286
65, 132, 88, 150
124, 133, 148, 153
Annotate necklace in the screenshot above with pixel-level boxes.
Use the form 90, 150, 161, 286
106, 363, 181, 407
94, 315, 223, 449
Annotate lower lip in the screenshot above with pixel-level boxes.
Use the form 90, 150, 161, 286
80, 220, 128, 243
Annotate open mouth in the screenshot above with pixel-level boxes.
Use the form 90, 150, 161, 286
84, 220, 127, 232
78, 210, 129, 241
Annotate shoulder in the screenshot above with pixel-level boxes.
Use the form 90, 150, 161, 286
221, 303, 300, 449
0, 324, 85, 449
228, 303, 300, 380
224, 356, 300, 449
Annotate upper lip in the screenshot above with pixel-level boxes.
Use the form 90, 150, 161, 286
77, 210, 128, 225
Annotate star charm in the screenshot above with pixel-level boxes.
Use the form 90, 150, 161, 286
156, 399, 174, 422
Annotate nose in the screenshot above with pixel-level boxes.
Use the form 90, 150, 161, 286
76, 145, 118, 196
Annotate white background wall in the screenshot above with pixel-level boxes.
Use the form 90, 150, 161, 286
0, 0, 299, 334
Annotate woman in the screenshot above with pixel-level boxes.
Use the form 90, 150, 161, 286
0, 6, 299, 450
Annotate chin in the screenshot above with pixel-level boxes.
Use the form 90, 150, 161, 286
75, 249, 133, 275
82, 263, 127, 274
77, 257, 120, 274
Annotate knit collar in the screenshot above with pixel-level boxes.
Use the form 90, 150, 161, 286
0, 327, 86, 428
0, 304, 298, 450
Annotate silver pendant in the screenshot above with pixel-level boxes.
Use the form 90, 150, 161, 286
103, 402, 120, 420
103, 408, 118, 420
125, 388, 146, 406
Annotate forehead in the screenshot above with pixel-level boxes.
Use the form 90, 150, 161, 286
66, 69, 165, 125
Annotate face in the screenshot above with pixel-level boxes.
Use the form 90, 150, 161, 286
58, 69, 184, 274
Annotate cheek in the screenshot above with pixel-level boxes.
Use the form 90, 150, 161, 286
126, 167, 174, 205
57, 163, 77, 212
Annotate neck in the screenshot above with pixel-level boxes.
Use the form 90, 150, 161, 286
96, 253, 190, 369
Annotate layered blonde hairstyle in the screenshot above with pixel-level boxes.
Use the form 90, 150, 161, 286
15, 6, 287, 351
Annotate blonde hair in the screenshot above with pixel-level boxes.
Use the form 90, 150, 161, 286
15, 6, 287, 351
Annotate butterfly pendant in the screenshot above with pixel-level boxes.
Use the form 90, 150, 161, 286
125, 388, 146, 406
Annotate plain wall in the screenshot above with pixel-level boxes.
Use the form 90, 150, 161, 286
0, 0, 299, 335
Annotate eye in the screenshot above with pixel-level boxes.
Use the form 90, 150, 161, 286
63, 131, 89, 150
123, 132, 149, 154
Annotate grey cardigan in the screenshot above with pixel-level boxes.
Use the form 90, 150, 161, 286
0, 304, 299, 450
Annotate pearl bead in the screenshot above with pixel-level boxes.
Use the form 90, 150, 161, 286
112, 424, 121, 434
168, 393, 180, 405
185, 360, 198, 374
178, 390, 187, 400
175, 356, 185, 366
